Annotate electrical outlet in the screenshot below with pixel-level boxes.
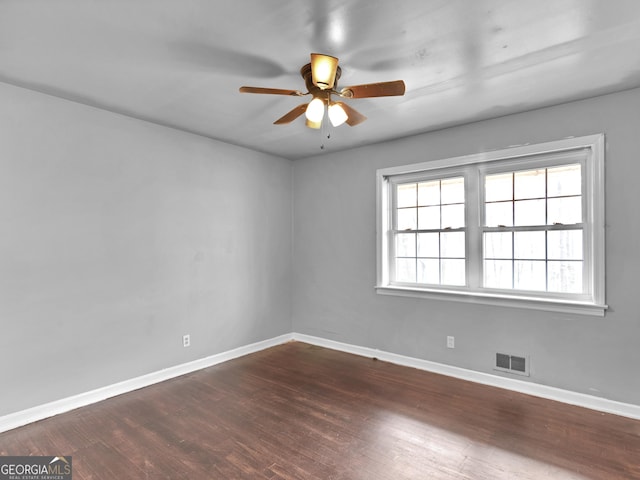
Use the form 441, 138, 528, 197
182, 334, 191, 347
447, 336, 455, 349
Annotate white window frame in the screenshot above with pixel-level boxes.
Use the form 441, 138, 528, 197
376, 134, 606, 316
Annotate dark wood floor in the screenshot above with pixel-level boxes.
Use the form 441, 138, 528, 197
1, 342, 639, 479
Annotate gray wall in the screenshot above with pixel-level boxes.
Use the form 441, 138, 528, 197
2, 79, 639, 417
0, 83, 292, 416
292, 87, 640, 406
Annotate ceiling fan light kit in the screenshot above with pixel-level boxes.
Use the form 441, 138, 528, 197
239, 53, 405, 130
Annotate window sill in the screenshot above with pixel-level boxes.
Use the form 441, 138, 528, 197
375, 285, 607, 317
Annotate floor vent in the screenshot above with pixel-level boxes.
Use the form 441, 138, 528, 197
494, 353, 529, 376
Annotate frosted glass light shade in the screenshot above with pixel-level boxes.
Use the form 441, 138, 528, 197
328, 102, 348, 127
305, 97, 325, 123
310, 53, 338, 90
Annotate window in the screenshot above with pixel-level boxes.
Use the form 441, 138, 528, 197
376, 135, 606, 316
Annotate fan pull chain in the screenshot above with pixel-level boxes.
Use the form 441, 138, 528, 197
320, 114, 331, 150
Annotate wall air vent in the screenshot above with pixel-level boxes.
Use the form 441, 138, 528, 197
496, 353, 510, 369
494, 352, 529, 376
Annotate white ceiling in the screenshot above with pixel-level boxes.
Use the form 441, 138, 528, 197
2, 0, 640, 160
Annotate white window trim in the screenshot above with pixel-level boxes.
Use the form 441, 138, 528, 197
376, 134, 606, 316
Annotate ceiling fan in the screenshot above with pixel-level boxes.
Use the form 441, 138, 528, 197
239, 53, 405, 129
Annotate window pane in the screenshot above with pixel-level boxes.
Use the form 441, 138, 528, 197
548, 230, 582, 260
397, 208, 417, 230
514, 261, 546, 291
485, 172, 512, 202
441, 177, 465, 204
396, 258, 416, 283
418, 181, 440, 206
395, 233, 416, 257
441, 204, 465, 228
484, 232, 512, 259
485, 202, 513, 227
548, 196, 581, 225
548, 164, 581, 197
514, 199, 546, 226
484, 260, 512, 289
417, 233, 439, 258
514, 168, 546, 200
441, 232, 465, 258
514, 231, 546, 259
418, 206, 440, 230
397, 183, 417, 208
417, 258, 439, 284
441, 259, 466, 285
548, 261, 582, 293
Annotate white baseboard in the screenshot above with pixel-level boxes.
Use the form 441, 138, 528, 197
3, 331, 639, 434
292, 333, 640, 420
0, 333, 294, 433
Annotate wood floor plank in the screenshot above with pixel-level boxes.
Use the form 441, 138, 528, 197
1, 342, 639, 479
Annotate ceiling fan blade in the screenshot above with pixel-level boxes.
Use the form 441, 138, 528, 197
239, 86, 304, 96
274, 104, 309, 125
169, 42, 289, 78
337, 102, 367, 126
339, 80, 405, 99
